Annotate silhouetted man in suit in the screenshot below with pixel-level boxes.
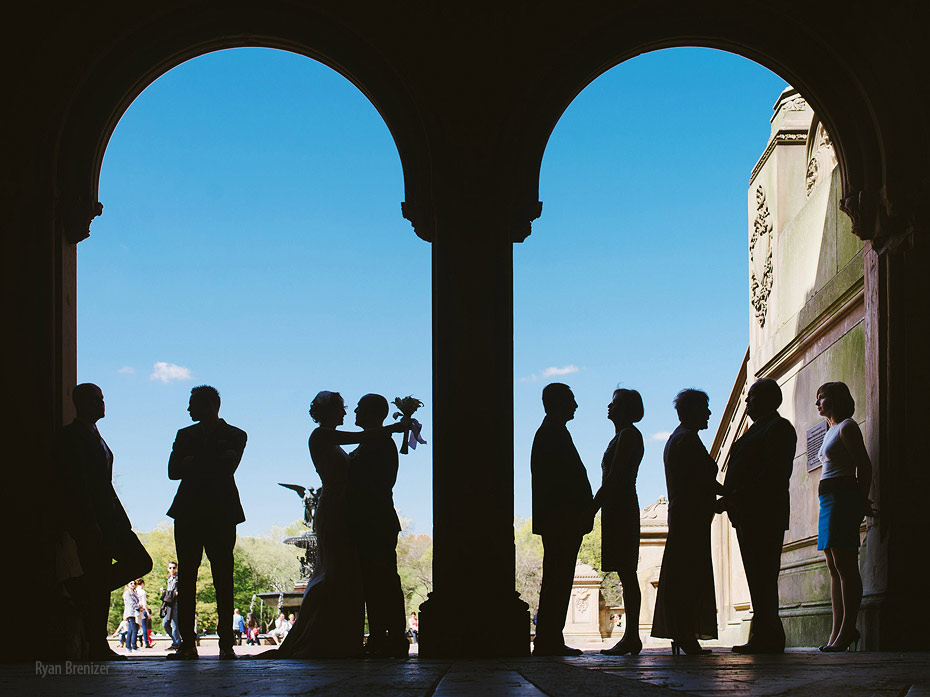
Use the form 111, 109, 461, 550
166, 385, 247, 660
531, 383, 594, 656
349, 393, 408, 658
723, 377, 797, 653
57, 383, 152, 660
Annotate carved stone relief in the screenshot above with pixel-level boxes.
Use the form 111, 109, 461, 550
750, 186, 774, 327
779, 95, 808, 114
806, 123, 836, 197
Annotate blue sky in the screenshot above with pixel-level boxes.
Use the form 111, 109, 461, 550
79, 47, 787, 536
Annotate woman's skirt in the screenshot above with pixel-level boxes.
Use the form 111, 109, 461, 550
601, 496, 640, 572
817, 477, 864, 551
651, 507, 717, 640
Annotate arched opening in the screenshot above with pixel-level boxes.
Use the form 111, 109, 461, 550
514, 46, 868, 649
73, 46, 432, 652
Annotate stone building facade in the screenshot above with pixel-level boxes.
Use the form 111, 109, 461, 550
606, 90, 867, 649
710, 87, 867, 647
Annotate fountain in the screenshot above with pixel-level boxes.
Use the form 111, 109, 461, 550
255, 482, 321, 621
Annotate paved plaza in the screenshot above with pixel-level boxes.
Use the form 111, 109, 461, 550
4, 648, 929, 697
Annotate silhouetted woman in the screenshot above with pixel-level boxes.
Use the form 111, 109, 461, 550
651, 389, 724, 655
595, 388, 645, 656
815, 381, 875, 652
260, 391, 406, 658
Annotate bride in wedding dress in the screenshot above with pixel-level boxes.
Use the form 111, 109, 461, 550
259, 391, 406, 658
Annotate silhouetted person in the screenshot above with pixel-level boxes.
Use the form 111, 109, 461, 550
349, 393, 409, 658
57, 383, 152, 660
814, 381, 875, 652
259, 391, 407, 659
651, 389, 724, 655
595, 388, 645, 656
166, 385, 247, 660
531, 383, 594, 656
722, 378, 797, 653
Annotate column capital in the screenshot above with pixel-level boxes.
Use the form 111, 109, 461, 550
402, 197, 542, 244
59, 197, 103, 244
840, 179, 929, 245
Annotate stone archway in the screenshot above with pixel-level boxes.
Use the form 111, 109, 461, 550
9, 0, 929, 661
495, 12, 926, 651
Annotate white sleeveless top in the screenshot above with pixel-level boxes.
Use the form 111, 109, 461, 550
817, 418, 856, 480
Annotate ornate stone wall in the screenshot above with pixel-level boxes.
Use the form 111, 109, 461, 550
712, 87, 866, 647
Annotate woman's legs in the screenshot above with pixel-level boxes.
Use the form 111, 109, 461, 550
126, 618, 137, 652
618, 566, 642, 645
830, 548, 862, 644
824, 549, 842, 645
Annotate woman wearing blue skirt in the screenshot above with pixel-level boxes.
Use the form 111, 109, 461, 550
815, 381, 876, 652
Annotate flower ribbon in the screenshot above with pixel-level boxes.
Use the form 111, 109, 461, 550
407, 418, 427, 451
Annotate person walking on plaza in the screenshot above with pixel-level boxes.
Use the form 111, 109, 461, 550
57, 383, 153, 660
721, 378, 797, 654
349, 393, 409, 658
233, 609, 246, 646
166, 385, 247, 660
531, 383, 595, 656
815, 381, 876, 652
246, 612, 260, 645
651, 389, 725, 655
136, 578, 155, 648
122, 581, 140, 654
161, 561, 181, 649
595, 388, 645, 656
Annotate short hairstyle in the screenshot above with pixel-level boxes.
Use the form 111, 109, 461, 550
358, 393, 389, 422
541, 383, 572, 413
613, 388, 644, 423
191, 385, 221, 411
72, 383, 101, 411
309, 390, 344, 423
673, 388, 709, 418
135, 578, 145, 585
817, 381, 855, 420
751, 377, 783, 409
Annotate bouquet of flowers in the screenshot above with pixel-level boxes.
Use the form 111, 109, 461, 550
393, 396, 426, 454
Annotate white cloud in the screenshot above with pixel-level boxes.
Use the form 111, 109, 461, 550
520, 364, 580, 383
651, 431, 672, 441
542, 365, 579, 378
117, 366, 135, 374
150, 361, 192, 383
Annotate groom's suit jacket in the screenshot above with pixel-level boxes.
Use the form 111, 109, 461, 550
167, 418, 247, 525
349, 434, 401, 537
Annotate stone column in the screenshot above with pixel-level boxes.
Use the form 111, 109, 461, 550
862, 221, 930, 650
416, 209, 530, 657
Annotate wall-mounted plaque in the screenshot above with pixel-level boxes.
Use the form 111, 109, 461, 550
807, 420, 828, 471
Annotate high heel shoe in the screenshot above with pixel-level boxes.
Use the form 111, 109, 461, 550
671, 639, 711, 656
819, 629, 859, 652
600, 637, 643, 656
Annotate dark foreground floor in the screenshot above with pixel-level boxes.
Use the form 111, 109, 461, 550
4, 648, 929, 697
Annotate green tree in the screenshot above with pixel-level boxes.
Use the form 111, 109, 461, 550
514, 517, 544, 613
578, 513, 623, 607
106, 519, 307, 636
396, 532, 432, 613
